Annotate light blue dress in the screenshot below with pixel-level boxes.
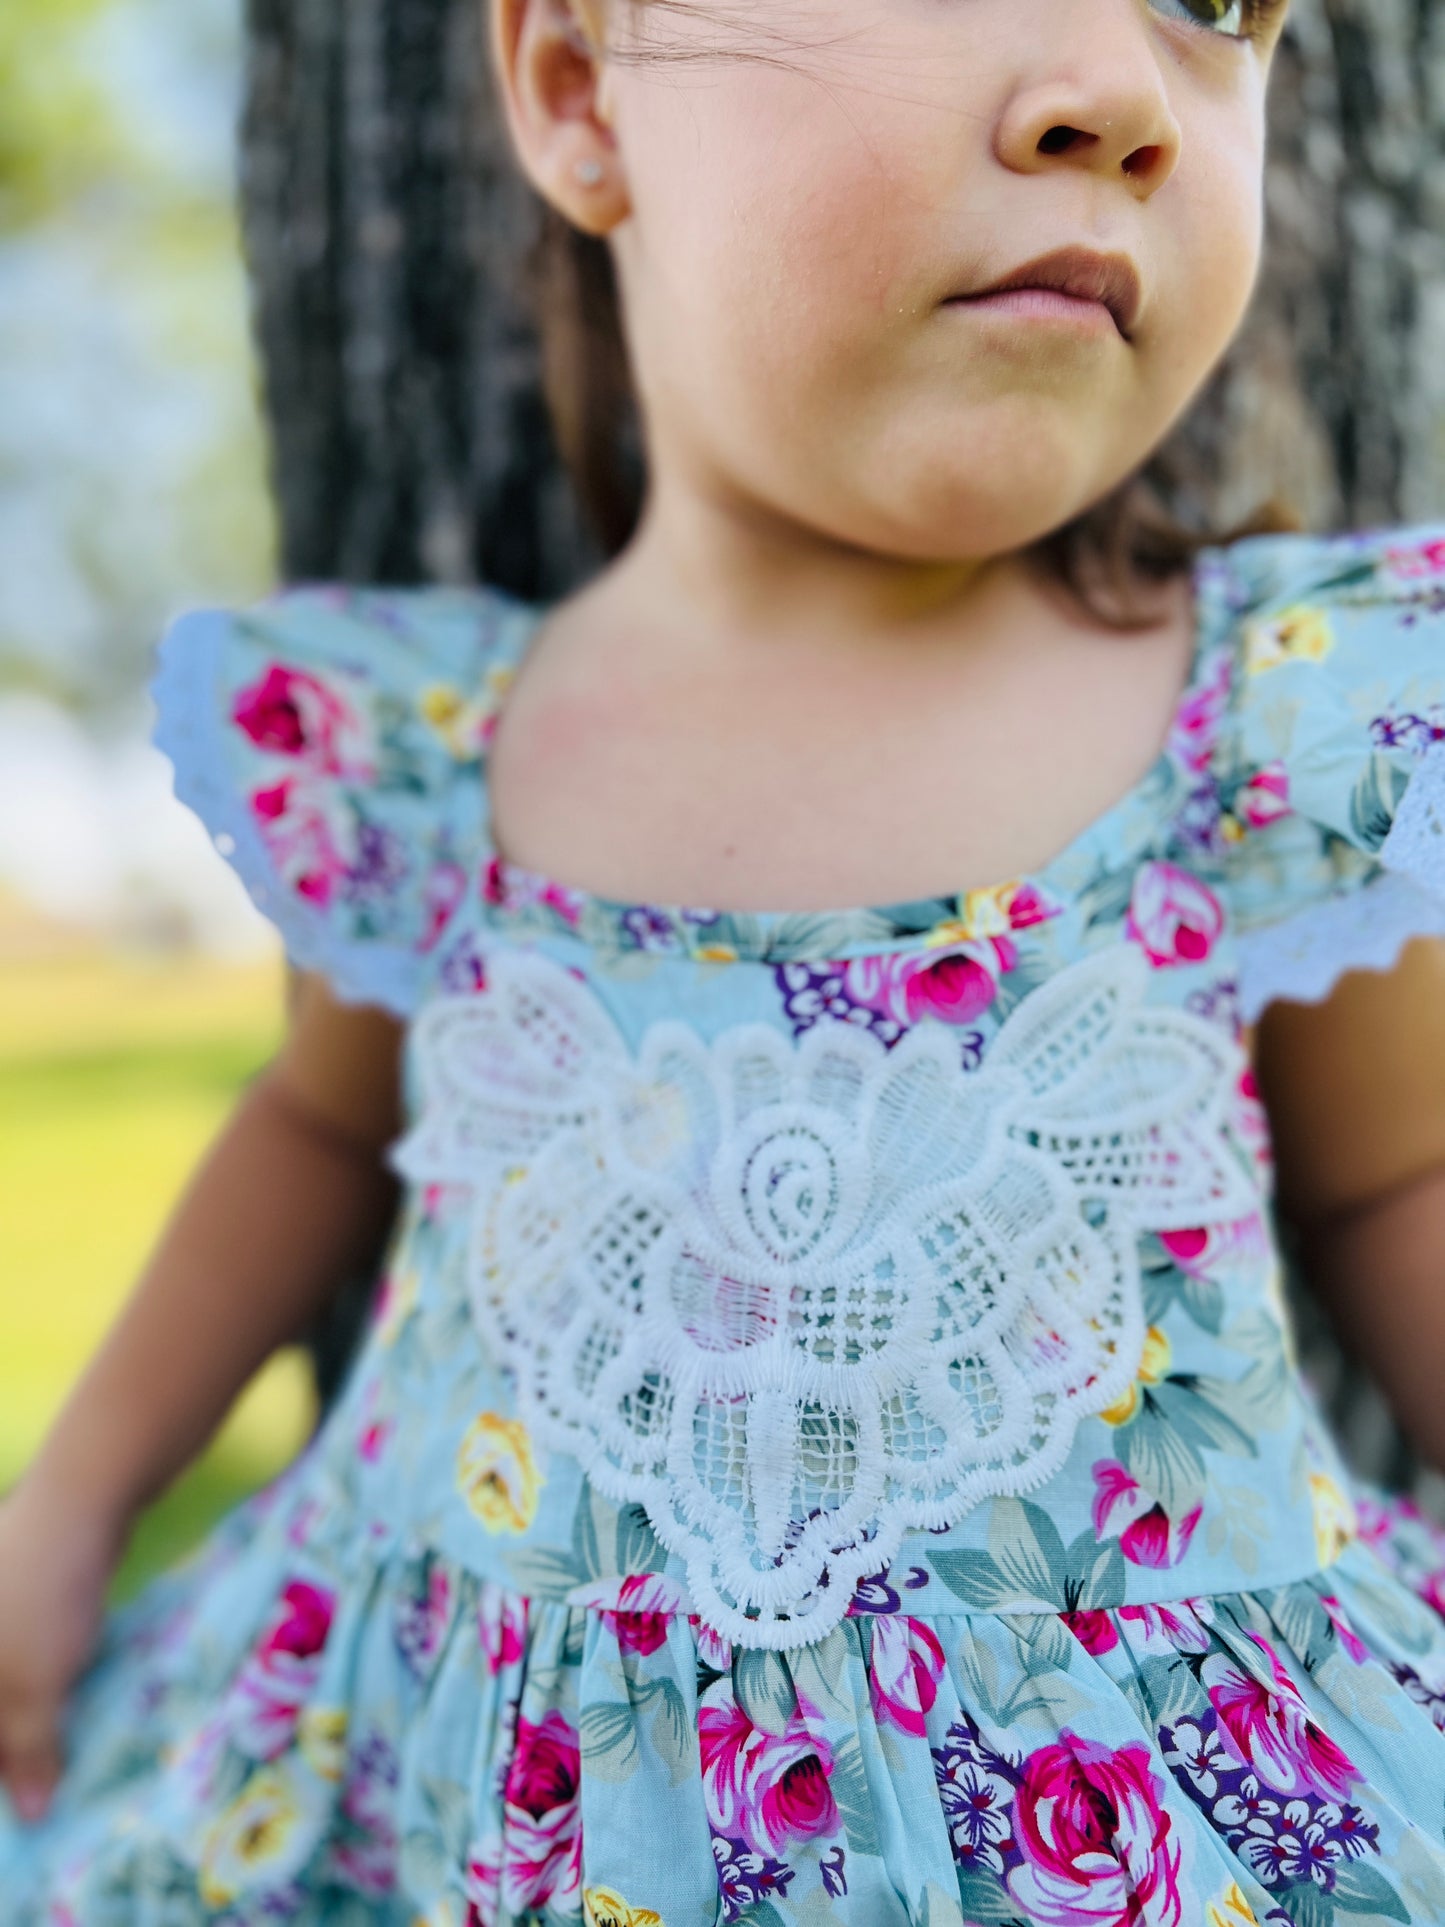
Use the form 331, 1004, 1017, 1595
5, 523, 1445, 1927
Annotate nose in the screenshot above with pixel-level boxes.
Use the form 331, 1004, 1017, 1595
993, 0, 1184, 199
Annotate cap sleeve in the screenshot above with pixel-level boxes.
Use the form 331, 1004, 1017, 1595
150, 584, 536, 1017
1220, 523, 1445, 1022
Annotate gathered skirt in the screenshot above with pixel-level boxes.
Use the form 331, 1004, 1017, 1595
11, 1447, 1445, 1927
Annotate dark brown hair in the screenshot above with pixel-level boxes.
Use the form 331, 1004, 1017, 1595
528, 210, 1304, 629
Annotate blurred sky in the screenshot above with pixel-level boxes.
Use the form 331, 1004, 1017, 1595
1, 0, 276, 954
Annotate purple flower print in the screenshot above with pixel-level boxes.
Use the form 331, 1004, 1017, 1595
1160, 1707, 1381, 1895
1371, 706, 1445, 754
936, 1756, 1017, 1877
775, 961, 909, 1049
393, 1554, 453, 1678
711, 1834, 796, 1922
820, 1846, 848, 1898
341, 818, 409, 907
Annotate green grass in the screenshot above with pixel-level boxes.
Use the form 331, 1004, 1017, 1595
0, 945, 316, 1603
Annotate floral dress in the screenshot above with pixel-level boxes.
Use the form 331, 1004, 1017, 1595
6, 522, 1445, 1927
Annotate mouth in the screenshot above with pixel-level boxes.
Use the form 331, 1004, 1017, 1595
947, 245, 1143, 342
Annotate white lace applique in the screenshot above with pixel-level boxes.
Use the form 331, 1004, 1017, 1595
1236, 740, 1445, 1022
392, 943, 1258, 1647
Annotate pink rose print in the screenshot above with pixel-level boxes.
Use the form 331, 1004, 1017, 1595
1384, 535, 1445, 582
463, 1832, 503, 1925
1009, 1733, 1183, 1927
259, 1578, 335, 1664
1126, 862, 1225, 969
250, 775, 351, 907
700, 1681, 839, 1856
693, 1619, 733, 1674
478, 1585, 528, 1675
1060, 1610, 1119, 1658
1236, 760, 1291, 830
571, 1572, 687, 1657
1203, 1634, 1360, 1800
1159, 1212, 1267, 1283
844, 937, 1018, 1031
1169, 647, 1232, 775
233, 662, 370, 775
1318, 1594, 1370, 1666
212, 1578, 337, 1764
484, 855, 587, 928
869, 1617, 947, 1736
1116, 1600, 1213, 1657
1091, 1461, 1202, 1571
422, 859, 468, 953
502, 1709, 583, 1914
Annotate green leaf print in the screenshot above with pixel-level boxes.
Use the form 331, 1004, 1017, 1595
1140, 1239, 1225, 1338
930, 1548, 1026, 1611
580, 1702, 642, 1783
1062, 1529, 1126, 1610
735, 1649, 798, 1738
739, 1904, 791, 1927
1075, 862, 1138, 934
419, 1773, 472, 1863
616, 1502, 667, 1575
987, 1499, 1069, 1607
1349, 753, 1412, 851
1000, 1609, 1076, 1677
1332, 1859, 1412, 1920
828, 1731, 882, 1858
1114, 1407, 1208, 1519
954, 1867, 1030, 1925
1148, 1379, 1256, 1458
400, 1828, 449, 1895
642, 1676, 695, 1786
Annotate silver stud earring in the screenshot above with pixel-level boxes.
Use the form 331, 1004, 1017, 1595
573, 157, 606, 188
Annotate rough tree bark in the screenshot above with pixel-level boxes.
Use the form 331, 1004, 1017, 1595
238, 0, 1445, 1477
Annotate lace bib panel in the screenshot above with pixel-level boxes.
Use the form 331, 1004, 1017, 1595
391, 941, 1259, 1646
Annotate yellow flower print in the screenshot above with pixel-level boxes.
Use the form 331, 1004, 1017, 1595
1310, 1471, 1357, 1566
297, 1705, 348, 1782
1242, 604, 1335, 676
1099, 1325, 1172, 1426
199, 1763, 323, 1907
584, 1887, 665, 1927
419, 666, 514, 760
1207, 1883, 1260, 1927
457, 1411, 543, 1534
696, 943, 740, 965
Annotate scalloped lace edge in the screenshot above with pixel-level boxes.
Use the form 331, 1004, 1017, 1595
150, 608, 420, 1019
1237, 741, 1445, 1023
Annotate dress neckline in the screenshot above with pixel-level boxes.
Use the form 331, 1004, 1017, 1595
475, 542, 1242, 963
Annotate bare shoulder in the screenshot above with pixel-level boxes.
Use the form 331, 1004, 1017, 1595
263, 969, 405, 1156
1251, 938, 1445, 1227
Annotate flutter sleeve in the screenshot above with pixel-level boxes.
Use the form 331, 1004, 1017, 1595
150, 584, 534, 1018
1220, 522, 1445, 1023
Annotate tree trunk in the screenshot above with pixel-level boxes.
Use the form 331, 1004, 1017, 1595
238, 0, 1445, 1472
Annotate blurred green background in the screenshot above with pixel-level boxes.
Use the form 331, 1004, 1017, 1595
0, 0, 314, 1602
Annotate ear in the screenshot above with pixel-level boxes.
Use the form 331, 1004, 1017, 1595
490, 0, 630, 236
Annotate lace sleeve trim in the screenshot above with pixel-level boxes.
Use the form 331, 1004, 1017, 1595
150, 608, 421, 1019
1236, 740, 1445, 1022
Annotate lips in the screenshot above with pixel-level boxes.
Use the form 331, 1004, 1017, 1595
955, 245, 1143, 340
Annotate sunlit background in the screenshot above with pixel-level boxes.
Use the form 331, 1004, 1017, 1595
1, 0, 314, 1599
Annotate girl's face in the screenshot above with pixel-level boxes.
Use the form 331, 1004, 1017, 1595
503, 0, 1288, 566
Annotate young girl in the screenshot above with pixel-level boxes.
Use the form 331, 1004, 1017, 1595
5, 0, 1445, 1919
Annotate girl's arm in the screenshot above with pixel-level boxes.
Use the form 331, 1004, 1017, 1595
0, 970, 403, 1818
1252, 937, 1445, 1469
19, 968, 405, 1534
